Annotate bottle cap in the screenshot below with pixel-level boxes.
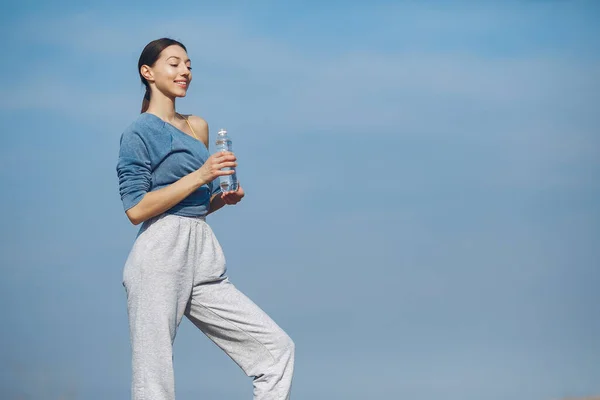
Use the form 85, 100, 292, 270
218, 129, 227, 135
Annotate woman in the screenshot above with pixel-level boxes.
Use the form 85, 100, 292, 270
116, 38, 295, 400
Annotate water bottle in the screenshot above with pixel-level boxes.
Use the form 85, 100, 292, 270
215, 128, 238, 192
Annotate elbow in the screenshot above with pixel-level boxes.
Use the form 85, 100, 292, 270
123, 193, 149, 225
125, 206, 144, 226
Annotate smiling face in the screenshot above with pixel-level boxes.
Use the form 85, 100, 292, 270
141, 44, 192, 99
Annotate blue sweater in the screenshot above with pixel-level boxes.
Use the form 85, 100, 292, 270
116, 112, 221, 218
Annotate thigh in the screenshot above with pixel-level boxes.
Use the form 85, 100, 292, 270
185, 278, 290, 376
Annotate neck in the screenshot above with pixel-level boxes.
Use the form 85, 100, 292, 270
145, 91, 178, 123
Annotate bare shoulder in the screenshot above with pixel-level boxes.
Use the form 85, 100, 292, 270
187, 115, 208, 132
187, 115, 209, 147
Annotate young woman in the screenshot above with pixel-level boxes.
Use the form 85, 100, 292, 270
116, 38, 295, 400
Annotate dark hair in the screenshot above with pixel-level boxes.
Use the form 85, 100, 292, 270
138, 38, 187, 113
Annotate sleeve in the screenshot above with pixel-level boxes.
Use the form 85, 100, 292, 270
116, 131, 152, 212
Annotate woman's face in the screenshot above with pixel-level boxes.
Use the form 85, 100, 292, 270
143, 45, 193, 99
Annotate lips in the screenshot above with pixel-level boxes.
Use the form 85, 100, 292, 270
174, 80, 188, 88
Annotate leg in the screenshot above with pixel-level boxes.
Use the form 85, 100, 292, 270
185, 278, 295, 400
123, 215, 195, 400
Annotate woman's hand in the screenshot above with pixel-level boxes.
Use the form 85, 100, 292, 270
196, 151, 237, 185
221, 184, 245, 205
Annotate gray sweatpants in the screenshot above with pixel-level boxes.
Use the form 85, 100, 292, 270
122, 213, 295, 400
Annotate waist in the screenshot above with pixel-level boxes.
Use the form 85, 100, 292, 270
165, 211, 207, 222
137, 211, 208, 237
136, 212, 210, 239
163, 202, 210, 218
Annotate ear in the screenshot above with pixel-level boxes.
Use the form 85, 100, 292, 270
140, 65, 154, 82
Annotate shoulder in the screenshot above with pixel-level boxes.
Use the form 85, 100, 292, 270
184, 114, 209, 146
123, 113, 162, 138
120, 116, 145, 143
186, 115, 208, 134
120, 113, 169, 150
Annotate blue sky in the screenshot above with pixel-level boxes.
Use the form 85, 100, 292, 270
0, 1, 599, 399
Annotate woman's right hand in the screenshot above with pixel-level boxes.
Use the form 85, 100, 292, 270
196, 151, 237, 185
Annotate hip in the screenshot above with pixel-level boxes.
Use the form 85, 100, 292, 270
123, 212, 227, 285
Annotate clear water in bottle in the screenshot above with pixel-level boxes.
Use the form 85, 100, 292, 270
215, 128, 238, 192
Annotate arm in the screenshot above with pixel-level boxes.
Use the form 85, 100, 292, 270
207, 192, 227, 215
208, 184, 246, 215
187, 115, 226, 216
187, 115, 243, 216
126, 171, 208, 225
117, 130, 236, 226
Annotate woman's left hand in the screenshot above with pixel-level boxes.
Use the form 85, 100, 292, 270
221, 184, 245, 205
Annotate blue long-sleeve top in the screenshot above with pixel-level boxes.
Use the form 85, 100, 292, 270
116, 112, 221, 218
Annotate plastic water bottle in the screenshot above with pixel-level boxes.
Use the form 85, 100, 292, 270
215, 128, 238, 192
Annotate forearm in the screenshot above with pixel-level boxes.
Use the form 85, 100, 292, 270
126, 170, 207, 225
207, 193, 227, 215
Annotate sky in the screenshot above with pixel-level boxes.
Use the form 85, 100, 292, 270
0, 1, 599, 399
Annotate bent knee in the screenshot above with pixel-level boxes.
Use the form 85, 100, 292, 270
277, 333, 295, 356
286, 336, 295, 354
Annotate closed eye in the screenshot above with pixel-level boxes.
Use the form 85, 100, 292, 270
169, 63, 192, 71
